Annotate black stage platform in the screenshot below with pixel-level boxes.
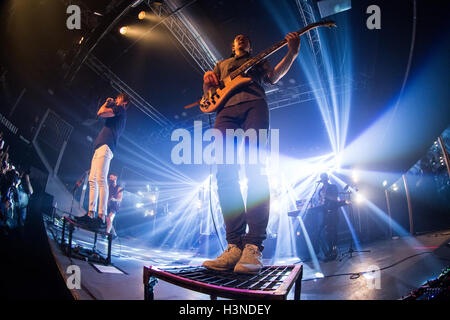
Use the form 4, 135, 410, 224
44, 218, 450, 300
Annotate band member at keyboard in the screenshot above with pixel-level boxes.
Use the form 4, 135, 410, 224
317, 173, 344, 261
106, 173, 123, 238
202, 33, 301, 274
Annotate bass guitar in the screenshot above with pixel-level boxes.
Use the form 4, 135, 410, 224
197, 20, 336, 113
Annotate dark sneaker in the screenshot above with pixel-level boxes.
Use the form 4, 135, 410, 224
202, 244, 242, 271
74, 214, 93, 225
93, 217, 106, 231
234, 244, 263, 274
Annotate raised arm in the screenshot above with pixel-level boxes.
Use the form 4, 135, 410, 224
267, 32, 300, 84
97, 98, 116, 118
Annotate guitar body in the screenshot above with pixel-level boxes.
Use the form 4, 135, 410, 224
200, 75, 253, 113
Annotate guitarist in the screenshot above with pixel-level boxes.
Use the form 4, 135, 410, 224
202, 32, 301, 274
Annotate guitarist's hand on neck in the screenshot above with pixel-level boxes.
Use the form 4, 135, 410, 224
267, 32, 301, 84
286, 32, 300, 56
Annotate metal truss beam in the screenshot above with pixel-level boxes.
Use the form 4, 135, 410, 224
266, 77, 366, 111
146, 0, 218, 73
85, 55, 172, 127
295, 0, 326, 76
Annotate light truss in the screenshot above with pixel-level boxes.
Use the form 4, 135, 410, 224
146, 0, 219, 73
85, 55, 172, 127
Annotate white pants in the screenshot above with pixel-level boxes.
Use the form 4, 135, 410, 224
88, 144, 113, 216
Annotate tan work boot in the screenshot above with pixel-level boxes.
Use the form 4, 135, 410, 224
234, 244, 263, 274
202, 244, 242, 271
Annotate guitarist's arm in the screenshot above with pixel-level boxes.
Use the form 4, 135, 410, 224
110, 188, 124, 203
116, 189, 123, 202
267, 32, 300, 84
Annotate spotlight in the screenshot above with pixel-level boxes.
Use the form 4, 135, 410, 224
382, 180, 388, 187
239, 178, 248, 189
314, 272, 325, 278
136, 202, 144, 208
272, 199, 280, 212
392, 184, 398, 192
351, 170, 359, 183
355, 193, 365, 204
119, 26, 128, 35
138, 11, 147, 20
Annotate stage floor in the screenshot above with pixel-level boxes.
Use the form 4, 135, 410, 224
45, 221, 450, 300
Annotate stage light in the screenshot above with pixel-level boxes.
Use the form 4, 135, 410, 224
136, 202, 144, 208
78, 36, 84, 45
382, 180, 388, 187
355, 193, 365, 204
119, 26, 128, 35
138, 191, 143, 196
333, 153, 342, 171
239, 178, 248, 191
314, 272, 325, 278
392, 184, 399, 192
272, 199, 280, 212
138, 11, 147, 20
151, 194, 157, 203
351, 170, 359, 183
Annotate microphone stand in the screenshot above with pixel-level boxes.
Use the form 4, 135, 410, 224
306, 182, 321, 211
338, 190, 370, 261
70, 170, 89, 219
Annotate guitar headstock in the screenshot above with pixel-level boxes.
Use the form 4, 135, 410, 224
321, 20, 337, 28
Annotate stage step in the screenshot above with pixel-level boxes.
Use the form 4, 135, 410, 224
143, 264, 303, 300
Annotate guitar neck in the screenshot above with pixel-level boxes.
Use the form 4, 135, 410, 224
229, 20, 335, 79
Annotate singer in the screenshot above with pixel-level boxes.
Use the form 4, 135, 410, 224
76, 93, 130, 229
